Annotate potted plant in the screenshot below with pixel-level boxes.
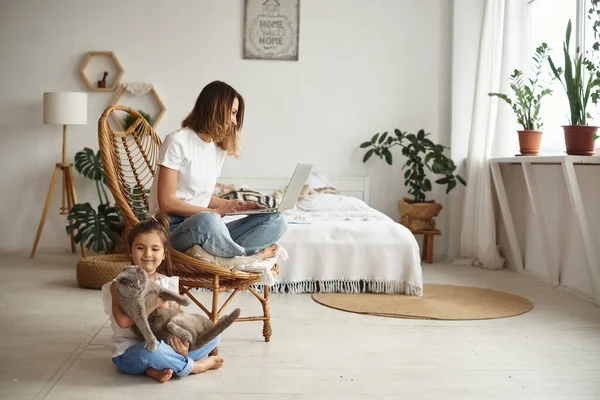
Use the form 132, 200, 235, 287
66, 147, 124, 253
360, 129, 466, 231
488, 42, 554, 155
123, 109, 153, 134
548, 19, 600, 155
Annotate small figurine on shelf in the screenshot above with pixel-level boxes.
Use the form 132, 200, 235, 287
97, 71, 108, 88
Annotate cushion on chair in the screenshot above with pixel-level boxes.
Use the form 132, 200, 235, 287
220, 189, 276, 208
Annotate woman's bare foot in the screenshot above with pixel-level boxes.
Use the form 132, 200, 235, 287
255, 244, 279, 260
191, 356, 225, 374
145, 367, 173, 383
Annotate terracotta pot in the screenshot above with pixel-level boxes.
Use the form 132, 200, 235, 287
397, 197, 443, 232
563, 125, 598, 155
97, 80, 107, 88
517, 130, 543, 155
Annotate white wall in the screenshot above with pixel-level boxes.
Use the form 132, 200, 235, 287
0, 0, 453, 251
495, 164, 600, 303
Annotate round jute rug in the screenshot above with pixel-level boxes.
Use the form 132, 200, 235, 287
311, 284, 533, 320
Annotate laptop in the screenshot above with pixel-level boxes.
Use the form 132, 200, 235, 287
226, 162, 313, 215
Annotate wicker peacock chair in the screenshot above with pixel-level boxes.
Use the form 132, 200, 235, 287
98, 105, 278, 343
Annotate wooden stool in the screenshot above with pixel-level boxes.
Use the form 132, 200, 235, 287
412, 229, 440, 264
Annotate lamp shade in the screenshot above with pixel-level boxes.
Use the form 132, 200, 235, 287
43, 92, 88, 125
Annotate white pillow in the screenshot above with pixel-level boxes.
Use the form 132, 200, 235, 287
296, 193, 371, 212
304, 172, 334, 189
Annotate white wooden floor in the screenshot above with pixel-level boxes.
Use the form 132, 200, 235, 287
1, 249, 600, 399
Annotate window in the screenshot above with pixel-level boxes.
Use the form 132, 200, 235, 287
528, 0, 578, 154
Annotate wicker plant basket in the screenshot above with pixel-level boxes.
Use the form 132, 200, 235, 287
76, 253, 131, 289
398, 197, 443, 231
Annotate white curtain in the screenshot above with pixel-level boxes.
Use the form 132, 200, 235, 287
448, 0, 528, 269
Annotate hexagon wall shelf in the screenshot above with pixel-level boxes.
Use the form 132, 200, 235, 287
109, 83, 167, 131
79, 51, 124, 92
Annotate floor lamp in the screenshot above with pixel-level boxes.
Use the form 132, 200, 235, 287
31, 92, 88, 259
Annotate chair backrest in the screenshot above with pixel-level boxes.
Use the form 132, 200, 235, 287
98, 105, 162, 233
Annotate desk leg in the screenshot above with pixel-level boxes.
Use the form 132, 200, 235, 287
521, 162, 560, 286
490, 162, 524, 271
561, 160, 600, 304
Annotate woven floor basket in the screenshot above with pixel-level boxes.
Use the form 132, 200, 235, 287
76, 253, 131, 289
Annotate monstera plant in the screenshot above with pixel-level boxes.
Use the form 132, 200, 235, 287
66, 147, 123, 253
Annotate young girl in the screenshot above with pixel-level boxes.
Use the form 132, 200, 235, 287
101, 214, 224, 384
148, 80, 287, 260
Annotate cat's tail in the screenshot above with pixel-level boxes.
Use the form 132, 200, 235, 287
193, 308, 241, 349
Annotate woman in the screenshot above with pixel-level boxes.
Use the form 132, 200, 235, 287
148, 80, 287, 259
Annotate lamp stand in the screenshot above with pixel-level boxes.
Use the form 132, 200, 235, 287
30, 125, 86, 259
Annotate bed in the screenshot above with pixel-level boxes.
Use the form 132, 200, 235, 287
213, 173, 423, 296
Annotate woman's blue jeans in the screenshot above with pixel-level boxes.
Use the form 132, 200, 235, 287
168, 211, 288, 257
112, 335, 220, 377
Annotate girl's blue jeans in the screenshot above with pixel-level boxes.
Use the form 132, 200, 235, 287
167, 211, 288, 257
112, 335, 220, 377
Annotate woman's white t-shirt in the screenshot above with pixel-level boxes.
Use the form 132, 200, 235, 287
101, 272, 180, 358
149, 127, 227, 215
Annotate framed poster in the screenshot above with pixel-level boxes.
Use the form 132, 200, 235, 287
243, 0, 300, 61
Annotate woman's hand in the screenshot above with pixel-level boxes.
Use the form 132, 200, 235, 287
241, 201, 267, 210
214, 199, 246, 216
168, 335, 190, 357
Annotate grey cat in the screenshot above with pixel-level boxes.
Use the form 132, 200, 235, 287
114, 266, 191, 352
147, 306, 241, 351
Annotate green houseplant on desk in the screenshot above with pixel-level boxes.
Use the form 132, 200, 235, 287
548, 19, 600, 155
488, 42, 554, 155
359, 128, 466, 232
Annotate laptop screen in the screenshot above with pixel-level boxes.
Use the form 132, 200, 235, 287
277, 163, 313, 211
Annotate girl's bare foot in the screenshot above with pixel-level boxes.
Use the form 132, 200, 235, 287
255, 244, 279, 260
191, 356, 225, 374
145, 367, 173, 383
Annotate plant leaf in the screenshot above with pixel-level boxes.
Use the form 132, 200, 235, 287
383, 148, 392, 165
66, 202, 123, 252
74, 148, 104, 182
378, 131, 388, 144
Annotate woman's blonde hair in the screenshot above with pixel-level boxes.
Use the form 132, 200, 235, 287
181, 80, 245, 157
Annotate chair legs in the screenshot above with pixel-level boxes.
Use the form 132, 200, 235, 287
246, 286, 272, 342
211, 276, 220, 323
179, 280, 273, 345
209, 277, 220, 356
261, 285, 272, 342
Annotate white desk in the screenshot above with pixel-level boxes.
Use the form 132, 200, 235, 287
489, 156, 600, 304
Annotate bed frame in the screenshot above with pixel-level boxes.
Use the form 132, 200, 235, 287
217, 176, 370, 204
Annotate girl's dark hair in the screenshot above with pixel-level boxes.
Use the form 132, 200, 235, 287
128, 213, 171, 272
181, 80, 245, 158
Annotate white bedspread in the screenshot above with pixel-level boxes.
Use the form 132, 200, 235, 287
268, 207, 423, 295
216, 191, 423, 296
